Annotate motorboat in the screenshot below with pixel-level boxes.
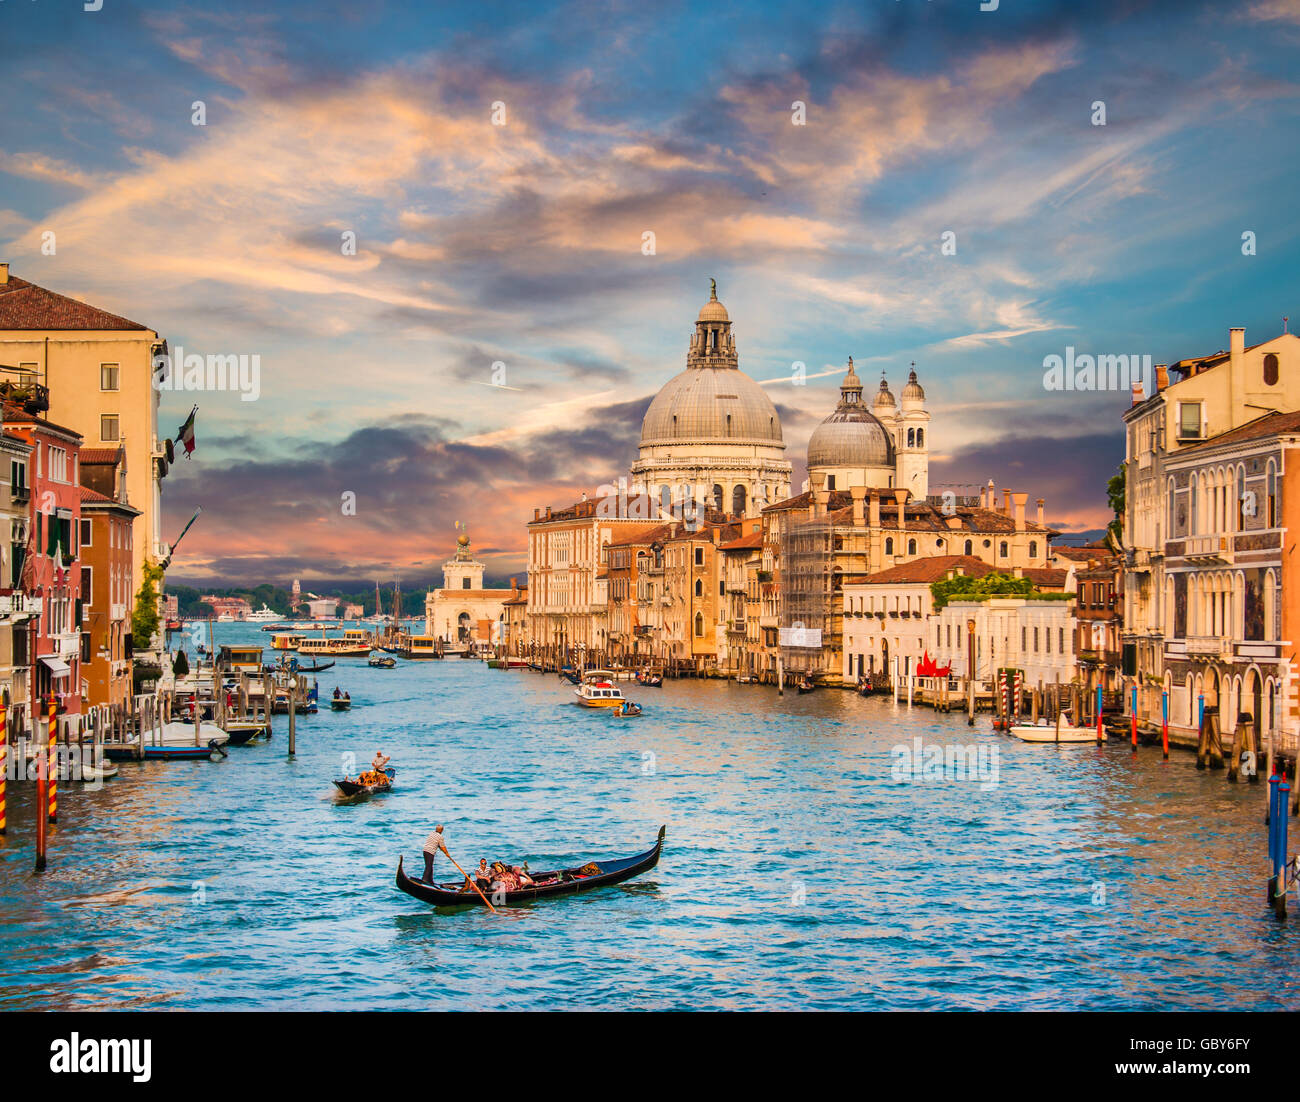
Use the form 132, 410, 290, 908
247, 605, 280, 623
575, 670, 626, 708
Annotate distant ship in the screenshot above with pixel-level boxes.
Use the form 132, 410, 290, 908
247, 605, 280, 623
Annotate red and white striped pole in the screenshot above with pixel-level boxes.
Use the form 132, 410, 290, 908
47, 699, 57, 824
0, 699, 7, 834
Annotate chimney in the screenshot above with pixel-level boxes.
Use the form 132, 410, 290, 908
534, 508, 540, 521
0, 262, 8, 285
1036, 498, 1045, 527
1131, 380, 1144, 405
894, 488, 910, 530
1230, 327, 1245, 359
850, 485, 866, 525
1155, 364, 1169, 391
545, 506, 551, 520
1002, 489, 1012, 515
1013, 492, 1027, 531
986, 479, 995, 511
868, 491, 881, 528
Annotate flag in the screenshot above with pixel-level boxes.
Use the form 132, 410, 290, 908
175, 406, 198, 457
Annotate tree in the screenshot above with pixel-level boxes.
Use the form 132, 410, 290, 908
931, 570, 1035, 611
1106, 462, 1125, 542
131, 559, 166, 651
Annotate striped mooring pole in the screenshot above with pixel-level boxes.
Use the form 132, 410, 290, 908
47, 699, 57, 824
1096, 683, 1104, 744
1130, 684, 1138, 750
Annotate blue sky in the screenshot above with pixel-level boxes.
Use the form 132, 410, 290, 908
1, 0, 1298, 584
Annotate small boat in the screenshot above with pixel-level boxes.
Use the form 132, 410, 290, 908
575, 671, 626, 708
295, 659, 335, 673
1007, 718, 1097, 744
611, 701, 642, 718
330, 695, 352, 711
104, 738, 228, 762
395, 826, 665, 908
796, 678, 816, 694
75, 759, 119, 782
334, 766, 395, 797
224, 720, 272, 745
637, 671, 664, 687
368, 655, 397, 669
560, 667, 580, 685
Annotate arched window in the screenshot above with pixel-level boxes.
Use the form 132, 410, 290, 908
1267, 461, 1278, 527
732, 485, 747, 515
1189, 473, 1198, 534
885, 537, 894, 555
710, 484, 723, 512
1169, 478, 1177, 535
694, 612, 704, 637
916, 428, 924, 448
659, 485, 671, 515
907, 538, 917, 555
726, 414, 733, 436
1264, 353, 1279, 386
1029, 540, 1038, 558
999, 541, 1008, 557
1235, 466, 1245, 530
907, 428, 915, 447
694, 579, 702, 597
964, 539, 973, 556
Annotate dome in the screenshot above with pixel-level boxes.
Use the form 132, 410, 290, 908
807, 406, 895, 469
872, 375, 896, 412
697, 277, 730, 322
640, 365, 783, 445
901, 366, 925, 402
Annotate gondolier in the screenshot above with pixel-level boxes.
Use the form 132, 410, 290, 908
422, 824, 450, 883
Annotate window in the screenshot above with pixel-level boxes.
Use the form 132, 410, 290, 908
1178, 402, 1203, 439
907, 428, 915, 447
80, 519, 92, 547
1060, 627, 1065, 653
916, 429, 924, 448
826, 475, 836, 491
999, 541, 1008, 557
694, 613, 704, 637
1029, 541, 1038, 558
100, 415, 120, 442
100, 363, 120, 391
885, 537, 893, 556
694, 547, 704, 567
1267, 462, 1277, 528
732, 485, 747, 515
907, 539, 917, 555
48, 446, 68, 483
10, 460, 26, 497
461, 577, 470, 589
694, 579, 702, 597
964, 539, 972, 555
81, 566, 92, 605
1264, 353, 1279, 386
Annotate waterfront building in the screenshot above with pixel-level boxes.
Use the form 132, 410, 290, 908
202, 595, 253, 620
718, 521, 765, 677
604, 521, 673, 665
302, 596, 337, 619
162, 593, 179, 621
768, 472, 1057, 684
342, 602, 364, 620
424, 533, 514, 650
77, 446, 139, 711
628, 283, 791, 518
1065, 543, 1124, 699
0, 264, 166, 596
931, 594, 1077, 689
0, 426, 36, 723
3, 408, 85, 717
525, 495, 662, 653
1121, 325, 1300, 752
501, 578, 529, 653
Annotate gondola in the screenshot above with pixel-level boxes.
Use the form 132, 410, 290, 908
559, 667, 580, 685
334, 766, 395, 797
611, 701, 642, 718
395, 826, 665, 908
368, 655, 397, 669
637, 673, 663, 687
224, 721, 272, 745
796, 679, 816, 693
297, 659, 335, 673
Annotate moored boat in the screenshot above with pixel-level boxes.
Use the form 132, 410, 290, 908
368, 655, 397, 668
395, 826, 665, 908
1007, 719, 1097, 744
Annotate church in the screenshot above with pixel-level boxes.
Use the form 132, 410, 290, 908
423, 533, 515, 652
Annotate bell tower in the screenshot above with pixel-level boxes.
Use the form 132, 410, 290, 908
896, 363, 930, 499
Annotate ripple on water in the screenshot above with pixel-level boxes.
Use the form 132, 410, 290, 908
0, 640, 1296, 1009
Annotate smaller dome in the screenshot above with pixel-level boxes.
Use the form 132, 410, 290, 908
873, 375, 896, 411
698, 279, 730, 322
902, 366, 925, 402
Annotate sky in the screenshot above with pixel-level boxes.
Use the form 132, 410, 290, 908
2, 0, 1298, 587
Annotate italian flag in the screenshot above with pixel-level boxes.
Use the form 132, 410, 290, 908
176, 406, 198, 457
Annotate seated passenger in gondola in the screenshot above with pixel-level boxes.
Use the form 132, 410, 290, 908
460, 858, 491, 893
514, 866, 535, 887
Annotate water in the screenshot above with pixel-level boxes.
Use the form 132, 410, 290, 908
1, 623, 1296, 1010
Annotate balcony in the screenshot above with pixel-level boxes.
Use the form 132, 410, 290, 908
1184, 535, 1232, 564
1185, 636, 1234, 661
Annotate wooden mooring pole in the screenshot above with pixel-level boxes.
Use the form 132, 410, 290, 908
47, 700, 57, 824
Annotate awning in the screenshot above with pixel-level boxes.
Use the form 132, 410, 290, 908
40, 655, 72, 678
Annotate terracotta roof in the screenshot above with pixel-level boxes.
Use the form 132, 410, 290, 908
1050, 546, 1104, 561
429, 588, 514, 600
852, 555, 998, 585
2, 411, 83, 443
1174, 409, 1300, 456
813, 499, 1054, 535
79, 447, 123, 465
79, 485, 140, 514
1022, 567, 1068, 589
606, 522, 675, 548
720, 532, 764, 551
0, 273, 150, 331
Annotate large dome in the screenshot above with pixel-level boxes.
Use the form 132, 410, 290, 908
640, 366, 783, 445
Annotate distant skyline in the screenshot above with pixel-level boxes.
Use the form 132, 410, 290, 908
3, 0, 1298, 584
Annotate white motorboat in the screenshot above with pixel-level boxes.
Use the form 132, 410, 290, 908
1008, 719, 1097, 744
247, 605, 280, 622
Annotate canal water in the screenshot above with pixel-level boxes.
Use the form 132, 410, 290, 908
1, 623, 1296, 1011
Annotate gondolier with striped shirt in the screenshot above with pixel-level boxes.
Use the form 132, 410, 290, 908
422, 824, 449, 883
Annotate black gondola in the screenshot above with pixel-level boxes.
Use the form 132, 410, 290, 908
395, 825, 665, 908
297, 660, 335, 673
559, 667, 580, 685
330, 695, 351, 711
796, 678, 816, 693
368, 655, 396, 668
334, 766, 395, 797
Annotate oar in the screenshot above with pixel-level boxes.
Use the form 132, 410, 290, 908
444, 851, 497, 912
